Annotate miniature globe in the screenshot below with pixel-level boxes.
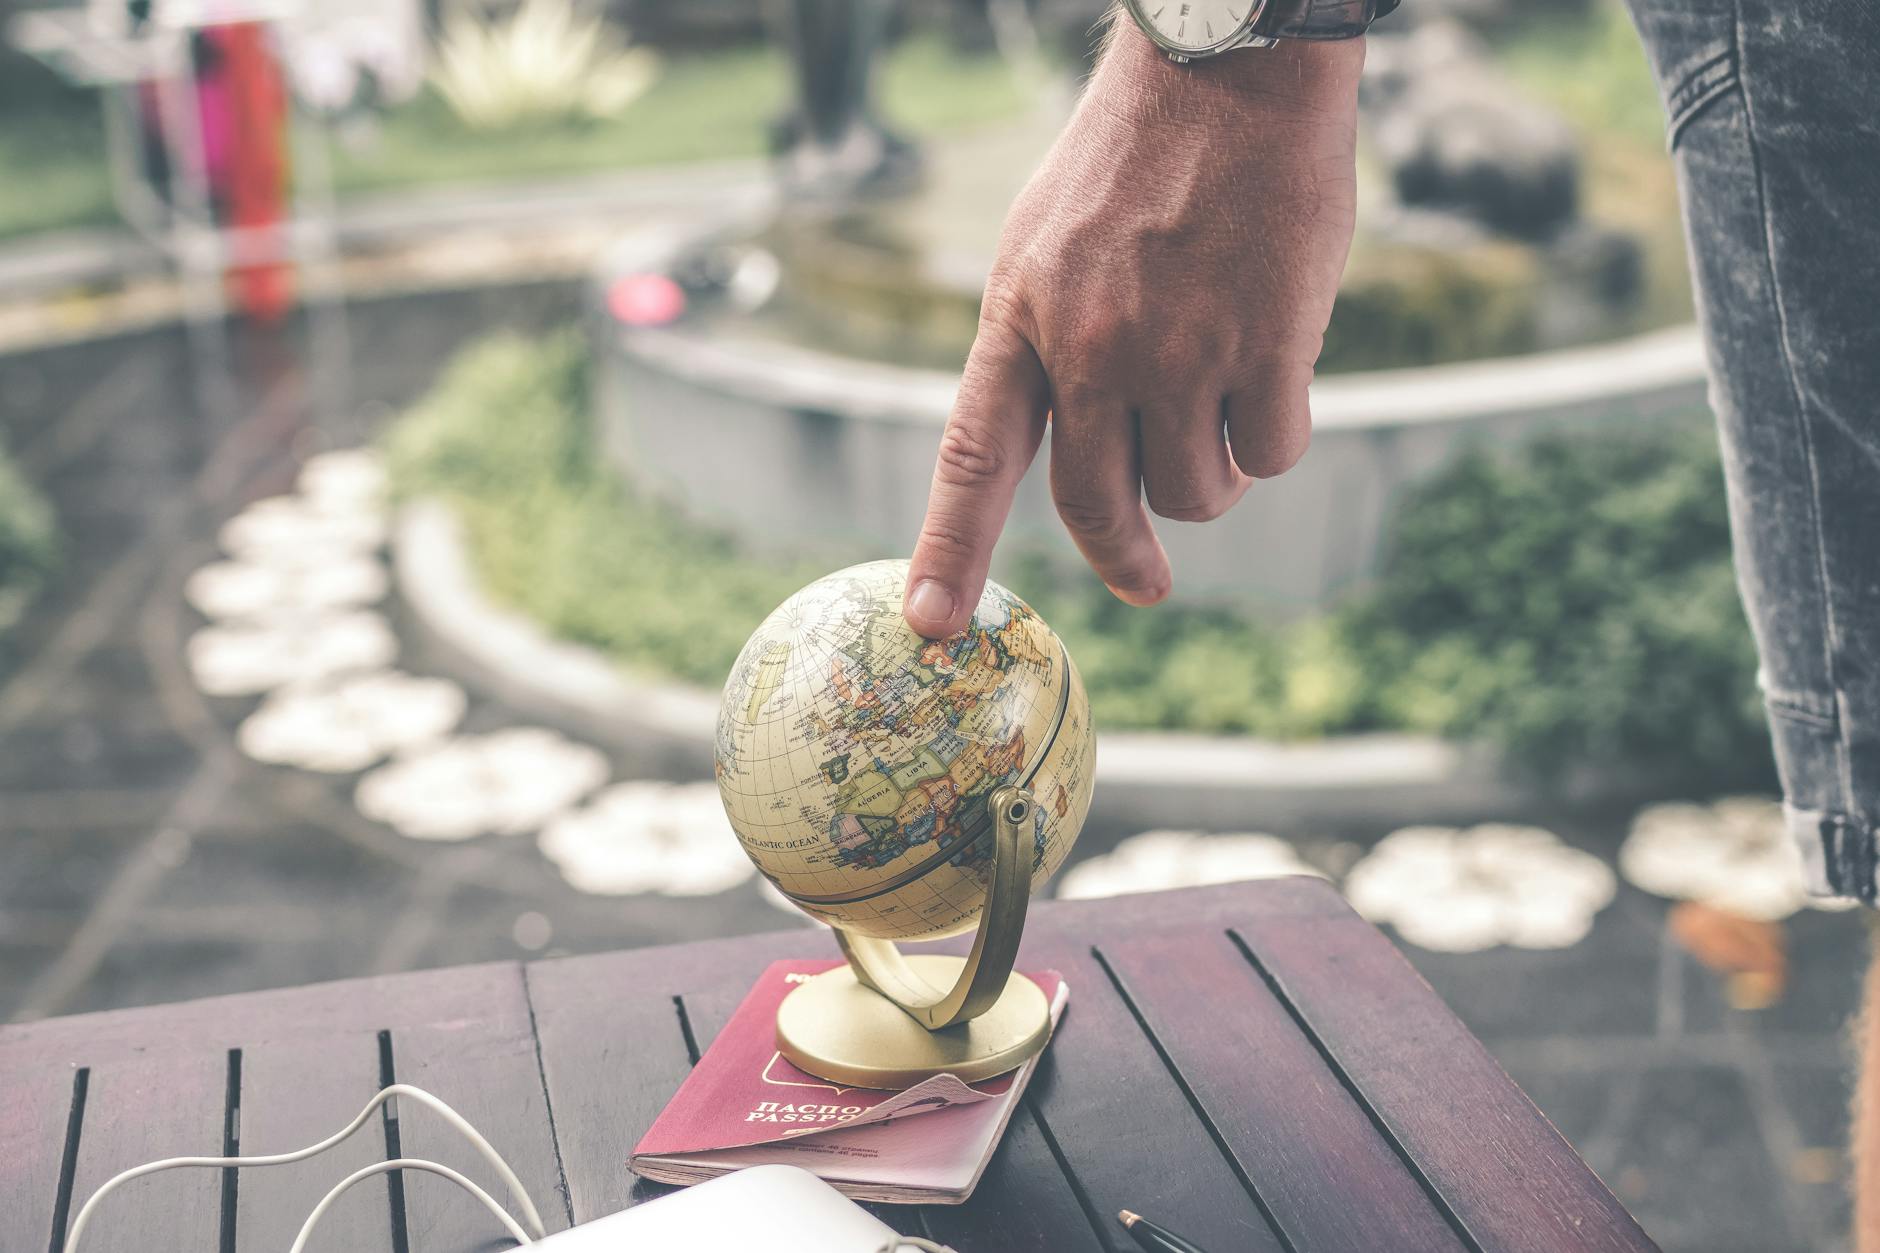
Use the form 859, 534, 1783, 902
715, 559, 1095, 942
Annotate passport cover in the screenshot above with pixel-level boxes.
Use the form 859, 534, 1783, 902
630, 958, 1068, 1202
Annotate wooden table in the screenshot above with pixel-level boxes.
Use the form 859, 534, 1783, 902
0, 879, 1656, 1252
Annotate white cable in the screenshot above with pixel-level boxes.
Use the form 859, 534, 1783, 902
62, 1083, 547, 1252
290, 1159, 534, 1253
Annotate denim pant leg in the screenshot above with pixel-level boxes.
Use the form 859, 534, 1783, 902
1626, 0, 1880, 900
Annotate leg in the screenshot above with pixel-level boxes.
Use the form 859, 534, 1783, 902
1623, 0, 1880, 893
1624, 0, 1880, 1235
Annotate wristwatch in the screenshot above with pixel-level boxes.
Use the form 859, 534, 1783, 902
1121, 0, 1399, 60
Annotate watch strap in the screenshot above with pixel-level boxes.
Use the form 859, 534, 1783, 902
1256, 0, 1400, 41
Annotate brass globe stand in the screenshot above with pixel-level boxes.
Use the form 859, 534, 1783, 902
775, 786, 1053, 1087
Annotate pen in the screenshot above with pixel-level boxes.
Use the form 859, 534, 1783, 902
1118, 1209, 1211, 1253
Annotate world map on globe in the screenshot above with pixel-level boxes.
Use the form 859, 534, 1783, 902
715, 559, 1095, 941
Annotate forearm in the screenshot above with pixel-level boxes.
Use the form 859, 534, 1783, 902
1859, 942, 1880, 1251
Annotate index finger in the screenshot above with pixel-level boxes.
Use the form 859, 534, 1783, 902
904, 324, 1050, 638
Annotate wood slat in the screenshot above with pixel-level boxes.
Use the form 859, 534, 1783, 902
1, 961, 550, 1059
63, 1049, 228, 1253
0, 881, 1655, 1253
1011, 932, 1290, 1253
525, 949, 709, 1222
921, 1098, 1107, 1253
911, 880, 1342, 1251
673, 962, 776, 1050
0, 1062, 83, 1253
1040, 875, 1351, 930
1236, 913, 1659, 1253
387, 963, 571, 1252
1099, 928, 1468, 1253
234, 1032, 390, 1253
2, 962, 531, 1253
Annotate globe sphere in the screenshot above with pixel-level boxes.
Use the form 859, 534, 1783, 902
715, 559, 1095, 941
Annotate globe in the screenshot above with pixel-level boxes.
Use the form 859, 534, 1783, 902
715, 559, 1095, 942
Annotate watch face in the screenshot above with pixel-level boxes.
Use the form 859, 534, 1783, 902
1130, 0, 1260, 54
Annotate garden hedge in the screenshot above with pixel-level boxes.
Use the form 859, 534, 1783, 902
387, 331, 1769, 786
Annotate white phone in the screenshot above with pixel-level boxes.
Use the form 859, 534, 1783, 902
536, 1165, 922, 1253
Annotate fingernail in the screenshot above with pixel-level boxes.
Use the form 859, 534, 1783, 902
1106, 580, 1169, 608
906, 580, 956, 631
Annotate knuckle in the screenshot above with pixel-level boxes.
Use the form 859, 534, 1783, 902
1058, 312, 1126, 366
1049, 367, 1106, 405
1054, 492, 1126, 542
916, 518, 979, 562
1230, 347, 1318, 392
934, 424, 1008, 488
977, 284, 1031, 341
1145, 341, 1205, 386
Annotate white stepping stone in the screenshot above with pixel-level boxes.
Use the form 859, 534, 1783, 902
1344, 823, 1617, 952
187, 611, 397, 697
356, 727, 609, 841
1620, 797, 1857, 920
185, 557, 388, 621
539, 781, 756, 897
1056, 829, 1325, 901
238, 670, 467, 773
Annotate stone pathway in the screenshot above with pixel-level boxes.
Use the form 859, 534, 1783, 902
0, 286, 1865, 1253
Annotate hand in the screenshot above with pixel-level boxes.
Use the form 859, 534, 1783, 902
902, 24, 1365, 637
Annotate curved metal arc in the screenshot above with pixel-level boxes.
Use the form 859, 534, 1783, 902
836, 785, 1036, 1030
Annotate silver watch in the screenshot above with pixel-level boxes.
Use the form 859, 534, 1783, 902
1120, 0, 1398, 62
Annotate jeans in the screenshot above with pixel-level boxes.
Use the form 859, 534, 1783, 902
1623, 0, 1880, 900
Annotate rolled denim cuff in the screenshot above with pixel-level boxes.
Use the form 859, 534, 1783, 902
1787, 804, 1876, 906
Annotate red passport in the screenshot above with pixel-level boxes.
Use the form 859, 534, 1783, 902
631, 959, 1068, 1204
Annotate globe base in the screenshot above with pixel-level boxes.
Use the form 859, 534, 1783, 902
776, 954, 1052, 1088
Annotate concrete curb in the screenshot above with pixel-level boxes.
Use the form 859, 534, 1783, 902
394, 500, 720, 781
395, 499, 1535, 830
611, 317, 1707, 434
0, 160, 771, 302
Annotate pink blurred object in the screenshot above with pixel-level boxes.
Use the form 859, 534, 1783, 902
607, 273, 687, 326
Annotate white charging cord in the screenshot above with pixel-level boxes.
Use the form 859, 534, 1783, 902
62, 1083, 548, 1252
290, 1158, 534, 1252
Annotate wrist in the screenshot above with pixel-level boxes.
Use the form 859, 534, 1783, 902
1097, 14, 1364, 124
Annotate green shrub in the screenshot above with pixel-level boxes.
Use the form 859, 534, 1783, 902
1011, 563, 1358, 742
386, 331, 1767, 785
384, 331, 808, 687
1344, 428, 1768, 782
0, 443, 57, 663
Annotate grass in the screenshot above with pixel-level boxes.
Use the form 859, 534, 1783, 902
332, 33, 1026, 194
386, 329, 1770, 786
0, 33, 1026, 240
0, 105, 114, 239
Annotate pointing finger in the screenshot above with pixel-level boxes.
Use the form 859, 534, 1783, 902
905, 324, 1050, 638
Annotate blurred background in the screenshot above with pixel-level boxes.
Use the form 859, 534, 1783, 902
0, 2, 1860, 1249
